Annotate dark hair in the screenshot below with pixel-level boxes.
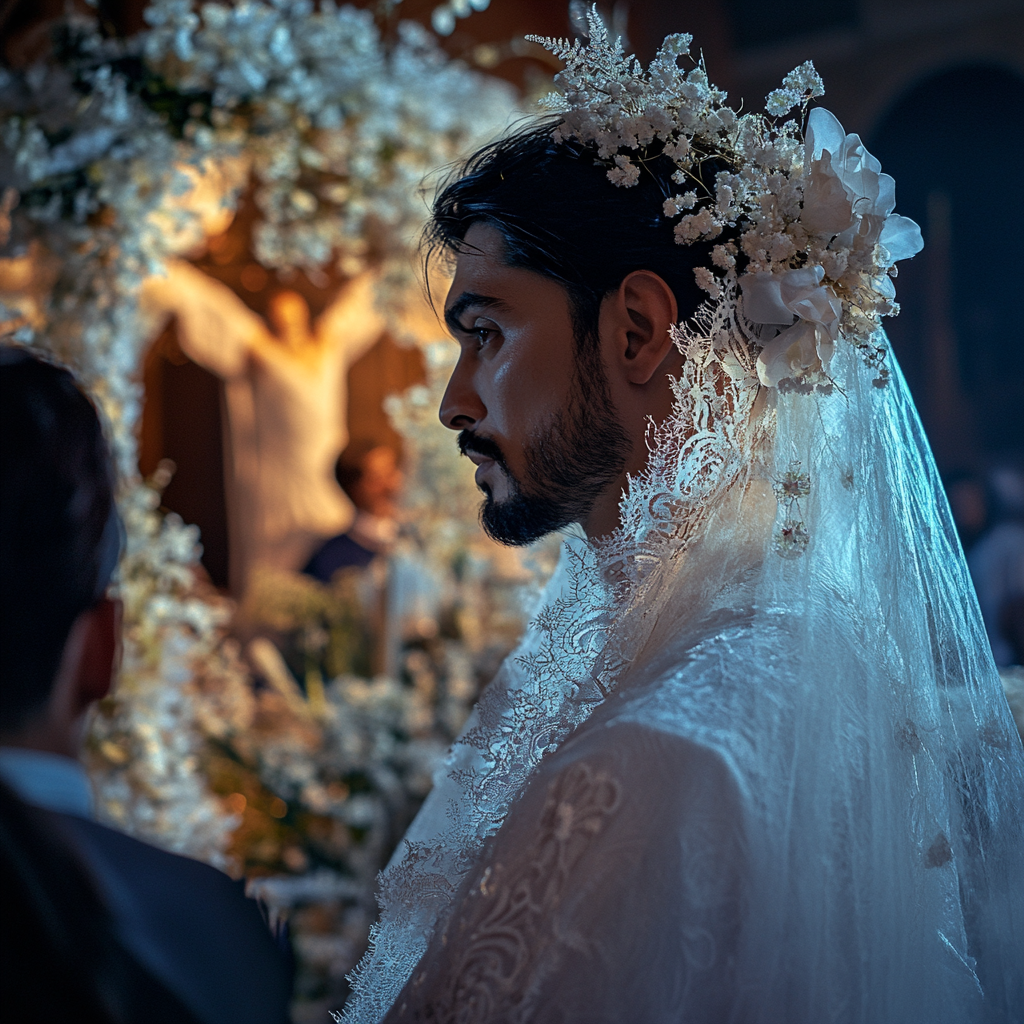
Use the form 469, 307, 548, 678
0, 347, 117, 731
426, 121, 723, 350
335, 437, 397, 499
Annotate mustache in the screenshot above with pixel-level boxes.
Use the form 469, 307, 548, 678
457, 430, 509, 471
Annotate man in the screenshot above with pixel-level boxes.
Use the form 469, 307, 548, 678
304, 441, 404, 582
340, 24, 1024, 1024
0, 347, 293, 1024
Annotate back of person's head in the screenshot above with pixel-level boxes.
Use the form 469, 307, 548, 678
0, 347, 118, 732
426, 122, 722, 352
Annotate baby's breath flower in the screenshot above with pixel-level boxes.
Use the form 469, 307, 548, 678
711, 244, 736, 269
607, 154, 640, 187
694, 266, 722, 298
663, 136, 690, 161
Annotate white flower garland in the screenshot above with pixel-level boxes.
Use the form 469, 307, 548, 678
1, 2, 516, 862
143, 0, 515, 282
530, 8, 923, 392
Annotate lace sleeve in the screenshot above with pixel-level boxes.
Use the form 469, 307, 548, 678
382, 721, 745, 1024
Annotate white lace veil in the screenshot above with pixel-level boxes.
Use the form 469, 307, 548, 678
339, 277, 1024, 1021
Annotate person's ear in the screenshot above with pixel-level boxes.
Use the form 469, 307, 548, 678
600, 271, 679, 385
72, 598, 122, 711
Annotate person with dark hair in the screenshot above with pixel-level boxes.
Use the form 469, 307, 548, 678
0, 346, 293, 1024
340, 23, 1024, 1024
303, 440, 404, 582
421, 124, 714, 549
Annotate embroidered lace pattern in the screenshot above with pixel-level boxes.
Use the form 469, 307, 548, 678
388, 761, 622, 1023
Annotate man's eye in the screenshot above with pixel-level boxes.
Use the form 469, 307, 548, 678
466, 322, 498, 347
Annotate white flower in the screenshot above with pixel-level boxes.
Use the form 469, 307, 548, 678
740, 265, 843, 386
693, 266, 721, 298
711, 244, 736, 269
662, 191, 697, 216
607, 154, 640, 187
801, 107, 923, 262
663, 136, 690, 161
765, 62, 824, 117
674, 208, 719, 243
767, 232, 796, 262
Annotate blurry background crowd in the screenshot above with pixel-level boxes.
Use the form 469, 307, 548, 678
2, 1, 1022, 1019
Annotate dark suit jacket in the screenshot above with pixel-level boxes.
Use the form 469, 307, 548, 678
52, 812, 293, 1024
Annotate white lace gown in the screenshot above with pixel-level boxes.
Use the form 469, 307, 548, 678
341, 335, 1024, 1024
384, 637, 749, 1024
380, 617, 1021, 1024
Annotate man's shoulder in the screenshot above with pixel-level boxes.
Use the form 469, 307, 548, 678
56, 812, 242, 893
51, 812, 293, 1024
549, 701, 745, 822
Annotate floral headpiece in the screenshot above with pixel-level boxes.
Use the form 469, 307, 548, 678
529, 10, 923, 392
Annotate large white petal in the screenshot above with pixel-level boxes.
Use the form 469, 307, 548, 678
875, 173, 896, 218
756, 320, 820, 386
805, 106, 845, 162
879, 214, 924, 263
801, 155, 855, 236
740, 272, 794, 325
873, 273, 897, 301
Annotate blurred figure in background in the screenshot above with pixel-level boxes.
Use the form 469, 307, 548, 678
0, 347, 293, 1024
140, 262, 385, 595
303, 441, 404, 582
945, 470, 990, 553
968, 466, 1024, 668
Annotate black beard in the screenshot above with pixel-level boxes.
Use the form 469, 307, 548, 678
458, 357, 631, 546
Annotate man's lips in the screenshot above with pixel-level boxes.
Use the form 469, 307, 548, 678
458, 431, 507, 494
472, 457, 496, 491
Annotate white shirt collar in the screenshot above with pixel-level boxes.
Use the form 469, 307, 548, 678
0, 747, 94, 818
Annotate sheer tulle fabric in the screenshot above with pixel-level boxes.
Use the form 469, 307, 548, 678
339, 323, 1024, 1023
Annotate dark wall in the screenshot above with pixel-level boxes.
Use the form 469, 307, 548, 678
140, 327, 230, 588
869, 64, 1024, 473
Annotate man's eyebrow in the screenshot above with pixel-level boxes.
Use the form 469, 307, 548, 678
444, 292, 508, 335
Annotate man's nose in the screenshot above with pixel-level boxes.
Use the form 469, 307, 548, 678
439, 356, 486, 431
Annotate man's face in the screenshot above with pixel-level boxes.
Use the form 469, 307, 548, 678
440, 222, 631, 545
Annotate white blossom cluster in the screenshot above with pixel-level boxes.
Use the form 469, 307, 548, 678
1, 2, 517, 867
143, 0, 515, 277
532, 8, 924, 391
0, 27, 210, 477
86, 472, 252, 865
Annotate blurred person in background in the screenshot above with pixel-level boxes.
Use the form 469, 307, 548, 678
303, 440, 404, 583
0, 346, 293, 1024
968, 465, 1024, 667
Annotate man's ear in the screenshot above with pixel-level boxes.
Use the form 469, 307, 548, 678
73, 598, 122, 710
600, 270, 679, 385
